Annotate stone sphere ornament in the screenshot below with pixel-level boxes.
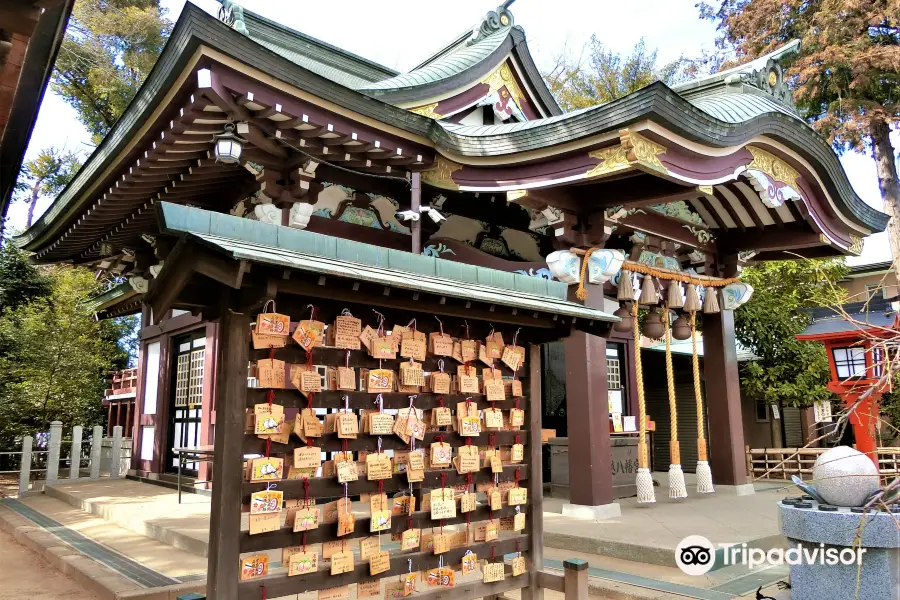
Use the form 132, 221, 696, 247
811, 446, 880, 507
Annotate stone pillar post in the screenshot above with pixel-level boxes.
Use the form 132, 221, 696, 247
110, 425, 123, 480
89, 425, 103, 479
18, 436, 32, 495
46, 421, 62, 484
69, 425, 82, 480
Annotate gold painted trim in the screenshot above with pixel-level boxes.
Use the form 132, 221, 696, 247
621, 129, 667, 174
421, 156, 463, 191
586, 145, 630, 178
408, 102, 442, 120
697, 185, 714, 195
585, 129, 668, 180
506, 190, 528, 202
480, 62, 526, 108
849, 234, 863, 256
746, 146, 800, 190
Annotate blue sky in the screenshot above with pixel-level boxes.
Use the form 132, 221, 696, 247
13, 0, 891, 264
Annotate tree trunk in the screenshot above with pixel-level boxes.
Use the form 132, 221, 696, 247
871, 118, 900, 283
26, 177, 44, 228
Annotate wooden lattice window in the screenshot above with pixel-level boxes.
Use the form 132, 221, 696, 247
188, 349, 205, 407
175, 349, 205, 407
174, 354, 190, 407
607, 357, 621, 389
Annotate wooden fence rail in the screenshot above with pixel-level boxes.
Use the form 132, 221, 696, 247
746, 446, 900, 482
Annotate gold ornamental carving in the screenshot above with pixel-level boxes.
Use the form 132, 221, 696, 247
409, 102, 443, 120
586, 145, 630, 178
746, 146, 800, 190
480, 62, 526, 107
585, 130, 668, 179
620, 129, 667, 175
849, 234, 864, 256
421, 156, 462, 191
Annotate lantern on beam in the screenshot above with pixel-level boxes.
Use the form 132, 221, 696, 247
214, 122, 247, 164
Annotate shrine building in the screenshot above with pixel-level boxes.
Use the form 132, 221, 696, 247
16, 1, 886, 517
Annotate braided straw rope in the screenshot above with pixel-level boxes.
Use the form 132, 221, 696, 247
691, 311, 715, 493
663, 306, 679, 448
690, 312, 706, 455
623, 261, 740, 287
664, 304, 688, 499
632, 302, 649, 468
575, 247, 598, 301
632, 301, 656, 503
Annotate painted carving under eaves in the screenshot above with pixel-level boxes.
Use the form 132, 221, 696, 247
433, 214, 544, 262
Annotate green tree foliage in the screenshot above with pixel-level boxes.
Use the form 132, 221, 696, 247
734, 259, 849, 407
0, 249, 127, 444
0, 243, 51, 315
53, 0, 172, 144
16, 147, 82, 227
545, 37, 698, 111
698, 0, 900, 280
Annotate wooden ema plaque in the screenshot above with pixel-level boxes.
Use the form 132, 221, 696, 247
218, 310, 540, 600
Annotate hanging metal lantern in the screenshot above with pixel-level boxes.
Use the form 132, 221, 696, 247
213, 122, 247, 164
642, 307, 665, 340
613, 304, 634, 332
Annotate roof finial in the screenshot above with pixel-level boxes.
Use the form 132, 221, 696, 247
468, 1, 515, 46
217, 0, 249, 36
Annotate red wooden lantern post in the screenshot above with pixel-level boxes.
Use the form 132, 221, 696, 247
797, 321, 895, 467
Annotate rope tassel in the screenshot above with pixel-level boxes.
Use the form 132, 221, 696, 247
691, 312, 715, 494
631, 302, 655, 504
664, 305, 687, 500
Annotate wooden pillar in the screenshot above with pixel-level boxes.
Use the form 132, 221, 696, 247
410, 172, 421, 255
703, 309, 748, 485
563, 321, 614, 506
207, 307, 250, 600
522, 344, 544, 600
107, 403, 113, 436
125, 401, 133, 438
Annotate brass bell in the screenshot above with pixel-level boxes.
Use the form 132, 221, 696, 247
671, 315, 692, 340
613, 304, 633, 332
642, 307, 665, 340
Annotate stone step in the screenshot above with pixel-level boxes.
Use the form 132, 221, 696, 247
44, 480, 211, 558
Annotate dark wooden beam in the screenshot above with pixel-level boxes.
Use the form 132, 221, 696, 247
614, 209, 715, 252
717, 223, 822, 253
143, 239, 197, 324
785, 200, 805, 222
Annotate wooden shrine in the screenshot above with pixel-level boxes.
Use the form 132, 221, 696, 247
148, 203, 614, 599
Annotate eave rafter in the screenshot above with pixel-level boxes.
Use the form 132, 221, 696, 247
198, 66, 435, 175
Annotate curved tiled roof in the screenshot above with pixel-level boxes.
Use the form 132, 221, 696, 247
359, 27, 511, 92
12, 6, 886, 254
687, 92, 800, 124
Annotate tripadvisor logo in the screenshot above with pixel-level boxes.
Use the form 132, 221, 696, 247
675, 535, 867, 575
675, 535, 715, 576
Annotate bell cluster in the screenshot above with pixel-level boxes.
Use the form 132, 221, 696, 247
612, 270, 720, 340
